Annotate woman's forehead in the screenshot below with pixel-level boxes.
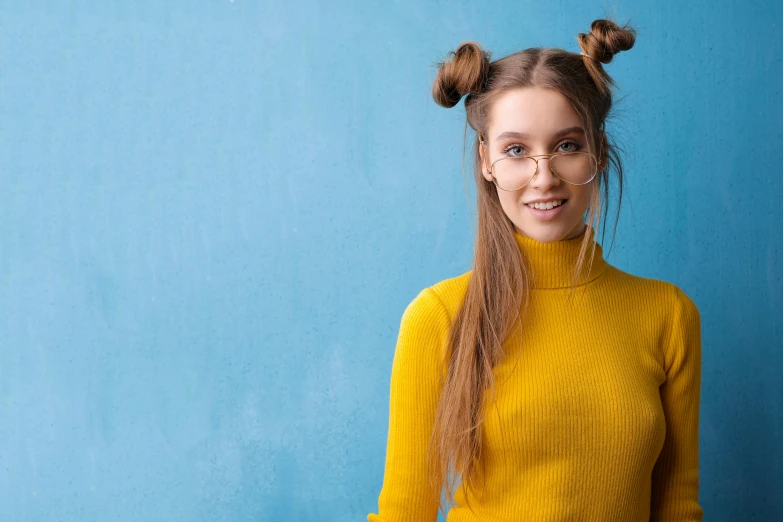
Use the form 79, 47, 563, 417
488, 87, 582, 141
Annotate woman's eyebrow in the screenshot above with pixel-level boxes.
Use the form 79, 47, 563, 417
494, 126, 585, 142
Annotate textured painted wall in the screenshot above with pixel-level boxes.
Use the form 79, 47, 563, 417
0, 1, 780, 521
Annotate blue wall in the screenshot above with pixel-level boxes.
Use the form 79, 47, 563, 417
1, 1, 780, 520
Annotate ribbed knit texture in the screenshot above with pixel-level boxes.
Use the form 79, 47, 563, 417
368, 228, 704, 521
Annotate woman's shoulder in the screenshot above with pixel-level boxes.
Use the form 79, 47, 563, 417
602, 264, 700, 314
403, 270, 472, 325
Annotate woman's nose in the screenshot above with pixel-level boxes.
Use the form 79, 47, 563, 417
529, 157, 561, 190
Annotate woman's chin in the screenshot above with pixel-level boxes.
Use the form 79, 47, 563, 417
514, 220, 584, 243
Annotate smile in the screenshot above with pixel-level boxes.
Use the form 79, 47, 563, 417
525, 199, 568, 220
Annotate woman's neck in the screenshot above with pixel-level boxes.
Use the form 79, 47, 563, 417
512, 225, 608, 289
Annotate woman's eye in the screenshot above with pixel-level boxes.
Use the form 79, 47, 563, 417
559, 140, 581, 152
503, 145, 526, 157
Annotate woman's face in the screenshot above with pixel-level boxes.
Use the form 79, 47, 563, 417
479, 86, 605, 243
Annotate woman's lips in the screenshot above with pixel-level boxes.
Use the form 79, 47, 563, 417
524, 199, 567, 221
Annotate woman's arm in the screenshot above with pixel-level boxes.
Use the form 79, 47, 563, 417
367, 287, 451, 522
650, 285, 705, 521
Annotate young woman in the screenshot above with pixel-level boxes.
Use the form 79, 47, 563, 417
368, 18, 704, 522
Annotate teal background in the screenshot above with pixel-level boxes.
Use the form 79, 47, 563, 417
1, 1, 781, 521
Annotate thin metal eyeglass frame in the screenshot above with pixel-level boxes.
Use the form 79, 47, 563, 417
485, 150, 599, 192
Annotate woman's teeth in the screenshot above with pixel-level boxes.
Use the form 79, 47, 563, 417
526, 199, 566, 210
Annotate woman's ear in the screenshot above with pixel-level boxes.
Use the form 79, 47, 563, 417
479, 137, 493, 182
597, 131, 608, 172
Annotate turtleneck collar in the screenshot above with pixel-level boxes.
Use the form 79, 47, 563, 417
513, 226, 609, 289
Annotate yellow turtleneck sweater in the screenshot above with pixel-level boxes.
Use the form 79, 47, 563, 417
368, 228, 704, 521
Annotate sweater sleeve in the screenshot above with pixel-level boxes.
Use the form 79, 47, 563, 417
367, 287, 452, 522
650, 285, 705, 521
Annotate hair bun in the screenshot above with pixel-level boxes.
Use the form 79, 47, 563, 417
432, 42, 491, 108
577, 19, 636, 64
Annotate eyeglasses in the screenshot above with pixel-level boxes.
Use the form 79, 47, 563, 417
484, 150, 599, 192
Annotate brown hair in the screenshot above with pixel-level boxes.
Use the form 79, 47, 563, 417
426, 18, 637, 516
